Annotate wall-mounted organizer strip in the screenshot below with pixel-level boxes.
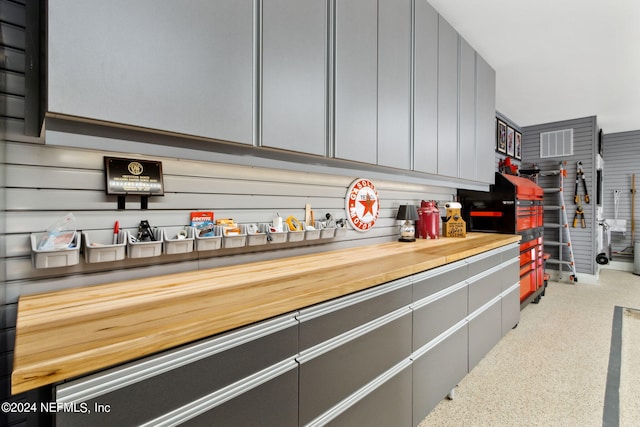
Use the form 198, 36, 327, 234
30, 223, 350, 269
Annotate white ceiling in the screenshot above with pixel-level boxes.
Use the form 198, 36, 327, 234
428, 0, 640, 134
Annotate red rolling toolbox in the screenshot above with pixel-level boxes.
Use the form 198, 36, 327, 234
459, 173, 546, 307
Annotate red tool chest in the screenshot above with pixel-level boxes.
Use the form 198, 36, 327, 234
459, 173, 546, 307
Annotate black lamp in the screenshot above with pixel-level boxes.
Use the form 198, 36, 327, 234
396, 204, 419, 242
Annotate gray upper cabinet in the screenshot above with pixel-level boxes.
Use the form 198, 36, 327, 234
458, 37, 476, 181
261, 0, 328, 156
475, 54, 497, 184
334, 0, 378, 164
413, 0, 439, 175
437, 15, 459, 178
47, 0, 255, 145
377, 0, 412, 170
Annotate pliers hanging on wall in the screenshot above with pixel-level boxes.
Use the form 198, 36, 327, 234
572, 205, 586, 228
574, 161, 590, 204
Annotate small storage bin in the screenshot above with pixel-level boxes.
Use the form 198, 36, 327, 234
303, 223, 321, 240
315, 221, 336, 239
287, 228, 305, 242
334, 226, 347, 237
243, 224, 268, 246
127, 230, 163, 258
162, 227, 195, 255
83, 230, 126, 263
194, 227, 222, 251
219, 225, 247, 249
31, 231, 81, 268
260, 223, 288, 244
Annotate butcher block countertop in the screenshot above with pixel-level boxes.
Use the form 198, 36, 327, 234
12, 232, 520, 395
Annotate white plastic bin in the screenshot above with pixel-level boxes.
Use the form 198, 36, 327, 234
31, 231, 81, 268
303, 223, 320, 240
162, 227, 195, 255
127, 230, 163, 258
83, 230, 126, 263
315, 221, 336, 239
243, 224, 268, 246
219, 225, 247, 248
194, 227, 222, 251
260, 223, 288, 244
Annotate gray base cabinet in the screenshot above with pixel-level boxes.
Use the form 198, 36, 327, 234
54, 243, 519, 427
55, 315, 299, 427
328, 364, 413, 427
412, 323, 468, 425
468, 297, 502, 369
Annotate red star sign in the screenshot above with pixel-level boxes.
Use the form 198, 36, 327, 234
359, 195, 376, 217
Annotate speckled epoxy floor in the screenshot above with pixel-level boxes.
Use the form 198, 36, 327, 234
419, 269, 640, 427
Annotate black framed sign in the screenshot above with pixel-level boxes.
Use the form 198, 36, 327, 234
496, 119, 507, 154
104, 157, 164, 195
515, 131, 522, 160
506, 126, 515, 157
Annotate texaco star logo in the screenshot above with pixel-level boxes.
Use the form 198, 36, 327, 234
345, 178, 380, 232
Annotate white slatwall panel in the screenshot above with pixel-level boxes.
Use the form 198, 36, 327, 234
522, 116, 598, 275
2, 140, 455, 293
602, 131, 640, 258
0, 138, 456, 394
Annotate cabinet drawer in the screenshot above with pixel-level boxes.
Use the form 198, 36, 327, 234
327, 364, 412, 427
184, 365, 298, 427
56, 315, 298, 427
299, 311, 412, 426
412, 261, 467, 301
412, 322, 468, 425
298, 278, 411, 351
468, 297, 502, 370
412, 283, 467, 351
467, 249, 502, 277
502, 283, 521, 335
468, 268, 502, 313
502, 258, 520, 291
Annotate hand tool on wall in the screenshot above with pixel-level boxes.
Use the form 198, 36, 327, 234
574, 161, 590, 204
572, 205, 586, 228
632, 173, 636, 248
305, 203, 314, 226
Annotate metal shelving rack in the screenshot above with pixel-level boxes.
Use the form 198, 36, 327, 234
541, 162, 578, 282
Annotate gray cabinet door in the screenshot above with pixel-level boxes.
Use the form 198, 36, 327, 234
458, 37, 476, 181
377, 0, 412, 169
328, 365, 413, 427
437, 15, 459, 177
334, 0, 378, 164
412, 323, 468, 425
413, 283, 468, 351
475, 53, 497, 184
55, 315, 298, 427
413, 0, 439, 174
48, 1, 255, 145
299, 311, 412, 425
261, 0, 328, 156
502, 283, 521, 335
468, 297, 502, 370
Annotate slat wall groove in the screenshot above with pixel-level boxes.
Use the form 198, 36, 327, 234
522, 116, 597, 275
601, 131, 640, 256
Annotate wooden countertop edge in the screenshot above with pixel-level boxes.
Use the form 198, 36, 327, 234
11, 233, 520, 395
